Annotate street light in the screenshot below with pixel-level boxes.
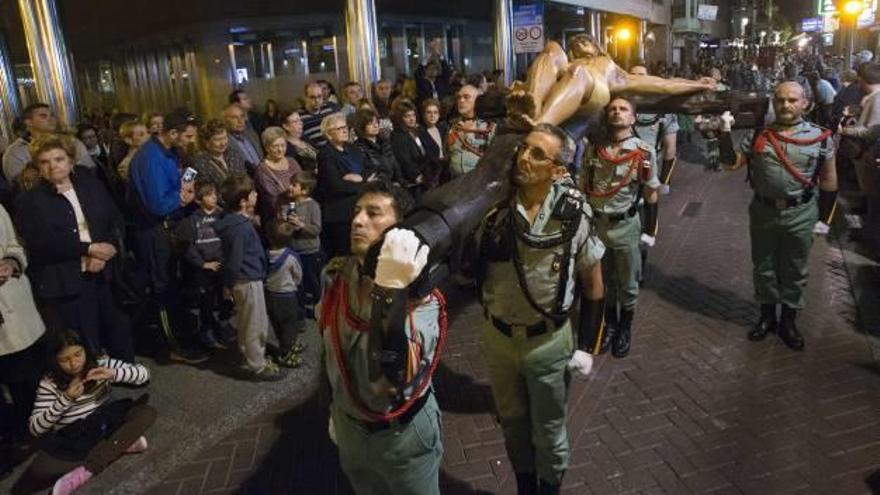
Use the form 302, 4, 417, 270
841, 0, 864, 67
616, 27, 632, 42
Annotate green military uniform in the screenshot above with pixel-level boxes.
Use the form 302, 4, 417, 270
447, 118, 496, 178
318, 257, 445, 495
582, 136, 660, 310
477, 178, 604, 485
738, 121, 833, 309
635, 113, 679, 157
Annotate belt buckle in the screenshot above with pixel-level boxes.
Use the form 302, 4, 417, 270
774, 198, 787, 209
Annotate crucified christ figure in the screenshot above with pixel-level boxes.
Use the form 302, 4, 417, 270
508, 34, 717, 127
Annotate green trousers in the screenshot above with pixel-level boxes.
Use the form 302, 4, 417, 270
482, 319, 573, 484
332, 394, 443, 495
749, 197, 818, 310
596, 214, 642, 310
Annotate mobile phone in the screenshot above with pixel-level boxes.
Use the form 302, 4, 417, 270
182, 167, 198, 182
285, 202, 297, 219
83, 379, 108, 394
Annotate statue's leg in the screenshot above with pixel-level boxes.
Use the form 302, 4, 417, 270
537, 64, 591, 127
524, 41, 569, 116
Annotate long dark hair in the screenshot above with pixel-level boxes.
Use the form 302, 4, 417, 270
46, 329, 99, 389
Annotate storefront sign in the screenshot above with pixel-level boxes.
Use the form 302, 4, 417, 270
802, 17, 823, 32
697, 5, 718, 21
513, 2, 545, 54
817, 0, 836, 16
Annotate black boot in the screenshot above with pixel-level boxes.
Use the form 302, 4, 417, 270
599, 304, 618, 354
748, 304, 777, 341
538, 478, 561, 495
779, 305, 805, 350
612, 308, 634, 358
515, 471, 538, 495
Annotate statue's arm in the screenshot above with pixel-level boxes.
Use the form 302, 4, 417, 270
617, 74, 712, 96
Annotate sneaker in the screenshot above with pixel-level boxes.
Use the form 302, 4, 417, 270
169, 348, 210, 365
199, 330, 228, 350
275, 351, 303, 368
52, 466, 93, 495
125, 436, 148, 454
250, 361, 286, 382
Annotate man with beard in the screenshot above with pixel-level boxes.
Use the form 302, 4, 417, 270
581, 97, 660, 358
720, 82, 837, 350
475, 124, 605, 494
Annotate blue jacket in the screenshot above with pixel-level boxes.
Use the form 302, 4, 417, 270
128, 137, 181, 226
214, 212, 267, 288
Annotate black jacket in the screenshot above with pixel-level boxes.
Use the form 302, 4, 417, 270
390, 128, 428, 185
354, 137, 401, 183
315, 144, 365, 224
14, 168, 123, 299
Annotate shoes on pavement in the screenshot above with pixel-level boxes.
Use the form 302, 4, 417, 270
250, 361, 286, 382
748, 304, 777, 341
169, 348, 210, 365
125, 436, 148, 454
778, 305, 804, 351
52, 466, 93, 495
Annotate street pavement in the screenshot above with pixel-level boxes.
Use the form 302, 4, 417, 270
7, 147, 880, 495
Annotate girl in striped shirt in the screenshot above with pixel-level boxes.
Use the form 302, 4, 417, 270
12, 330, 155, 495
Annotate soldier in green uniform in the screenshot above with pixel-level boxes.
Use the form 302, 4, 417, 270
581, 97, 661, 358
318, 181, 445, 494
447, 84, 496, 178
719, 81, 837, 350
475, 124, 605, 495
630, 64, 680, 194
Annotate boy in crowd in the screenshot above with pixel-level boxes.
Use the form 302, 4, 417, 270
215, 175, 285, 381
265, 219, 305, 368
176, 181, 227, 350
278, 171, 322, 313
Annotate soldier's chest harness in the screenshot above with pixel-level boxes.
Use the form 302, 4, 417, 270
478, 189, 587, 324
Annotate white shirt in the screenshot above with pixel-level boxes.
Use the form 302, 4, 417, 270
61, 188, 92, 271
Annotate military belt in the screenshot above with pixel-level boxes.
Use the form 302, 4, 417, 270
593, 207, 638, 223
489, 314, 550, 338
347, 390, 432, 434
754, 192, 813, 210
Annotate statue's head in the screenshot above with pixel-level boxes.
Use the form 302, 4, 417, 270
569, 34, 604, 59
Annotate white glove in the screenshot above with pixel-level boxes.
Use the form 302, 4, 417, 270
720, 111, 734, 132
567, 350, 594, 380
640, 233, 656, 248
813, 221, 830, 235
374, 228, 430, 289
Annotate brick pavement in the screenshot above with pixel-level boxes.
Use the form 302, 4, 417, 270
144, 157, 880, 495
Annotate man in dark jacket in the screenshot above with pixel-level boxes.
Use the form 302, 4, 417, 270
128, 110, 207, 364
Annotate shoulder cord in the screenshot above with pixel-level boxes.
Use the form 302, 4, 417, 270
448, 122, 495, 158
585, 146, 644, 198
320, 276, 448, 422
753, 129, 832, 188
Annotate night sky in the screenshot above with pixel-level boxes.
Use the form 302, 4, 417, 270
775, 0, 824, 28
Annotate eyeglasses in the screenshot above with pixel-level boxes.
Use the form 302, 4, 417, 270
518, 144, 555, 164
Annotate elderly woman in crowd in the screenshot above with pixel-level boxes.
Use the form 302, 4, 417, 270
190, 118, 248, 188
115, 120, 151, 182
315, 112, 365, 257
255, 126, 302, 221
280, 109, 318, 172
352, 108, 401, 183
14, 134, 134, 362
390, 99, 430, 196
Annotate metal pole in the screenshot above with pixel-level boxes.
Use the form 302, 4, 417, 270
0, 31, 21, 143
493, 0, 514, 85
17, 0, 79, 127
344, 0, 381, 85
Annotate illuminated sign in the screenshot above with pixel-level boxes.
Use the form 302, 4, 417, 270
802, 17, 823, 31
817, 0, 836, 15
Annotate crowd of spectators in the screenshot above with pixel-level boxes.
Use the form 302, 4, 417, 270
2, 41, 880, 493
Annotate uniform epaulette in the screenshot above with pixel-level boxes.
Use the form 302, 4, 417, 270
636, 141, 653, 153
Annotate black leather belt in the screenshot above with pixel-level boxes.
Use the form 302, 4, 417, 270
490, 315, 550, 338
348, 390, 432, 434
754, 192, 813, 210
594, 207, 638, 223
